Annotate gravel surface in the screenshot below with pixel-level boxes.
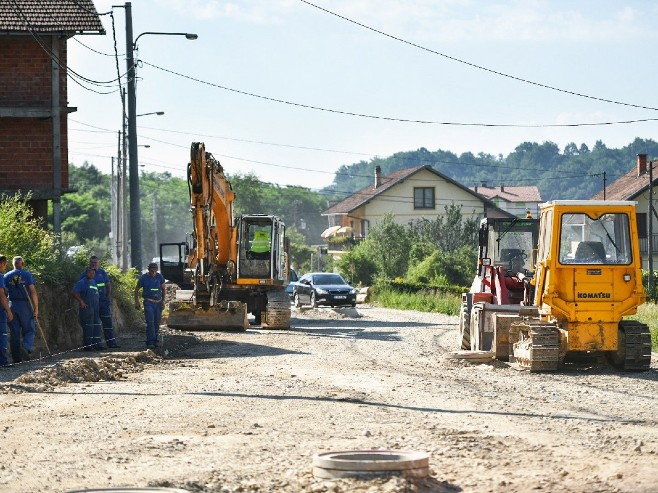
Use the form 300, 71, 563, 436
1, 304, 658, 493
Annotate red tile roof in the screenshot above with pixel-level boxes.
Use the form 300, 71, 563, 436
471, 185, 542, 202
591, 165, 653, 200
0, 0, 105, 34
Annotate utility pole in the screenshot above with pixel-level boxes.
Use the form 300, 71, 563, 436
125, 1, 142, 271
121, 107, 129, 271
111, 156, 117, 265
153, 192, 158, 264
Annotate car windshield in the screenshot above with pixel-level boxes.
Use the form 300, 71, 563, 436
313, 274, 346, 285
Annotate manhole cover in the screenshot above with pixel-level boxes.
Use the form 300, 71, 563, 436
312, 449, 430, 479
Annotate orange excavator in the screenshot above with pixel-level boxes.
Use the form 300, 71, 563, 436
161, 142, 291, 330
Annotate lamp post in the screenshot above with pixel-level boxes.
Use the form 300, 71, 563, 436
124, 1, 197, 270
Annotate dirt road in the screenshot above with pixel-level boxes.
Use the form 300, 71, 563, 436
1, 305, 658, 493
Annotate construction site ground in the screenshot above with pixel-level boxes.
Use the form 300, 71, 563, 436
1, 304, 658, 493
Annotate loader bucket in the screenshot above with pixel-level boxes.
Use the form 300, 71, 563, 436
166, 300, 249, 331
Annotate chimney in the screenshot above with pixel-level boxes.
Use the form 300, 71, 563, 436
638, 153, 648, 176
500, 184, 505, 192
481, 181, 487, 188
375, 166, 382, 188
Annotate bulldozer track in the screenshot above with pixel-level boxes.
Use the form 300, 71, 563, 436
512, 322, 561, 372
610, 320, 652, 371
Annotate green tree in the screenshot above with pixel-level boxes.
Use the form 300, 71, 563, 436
337, 240, 378, 285
364, 214, 411, 279
0, 194, 59, 280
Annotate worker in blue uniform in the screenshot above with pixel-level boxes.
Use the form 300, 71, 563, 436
4, 256, 38, 362
71, 266, 104, 351
0, 255, 14, 367
135, 262, 166, 349
81, 256, 119, 348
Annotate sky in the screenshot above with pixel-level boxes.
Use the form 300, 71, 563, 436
66, 0, 658, 190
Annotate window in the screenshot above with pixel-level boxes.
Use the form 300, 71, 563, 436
558, 212, 632, 265
414, 187, 435, 209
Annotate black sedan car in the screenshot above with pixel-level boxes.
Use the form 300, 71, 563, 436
293, 272, 357, 308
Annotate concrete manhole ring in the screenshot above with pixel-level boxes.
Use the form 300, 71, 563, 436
312, 449, 430, 479
66, 488, 190, 492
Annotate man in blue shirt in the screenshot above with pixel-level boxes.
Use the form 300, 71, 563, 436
71, 266, 104, 351
4, 256, 38, 362
0, 255, 15, 367
135, 262, 166, 349
81, 256, 119, 348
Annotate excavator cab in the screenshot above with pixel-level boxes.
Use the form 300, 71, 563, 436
237, 214, 287, 283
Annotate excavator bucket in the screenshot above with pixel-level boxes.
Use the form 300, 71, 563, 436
166, 300, 249, 331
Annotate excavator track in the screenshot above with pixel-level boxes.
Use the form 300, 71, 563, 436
512, 322, 561, 372
608, 320, 651, 371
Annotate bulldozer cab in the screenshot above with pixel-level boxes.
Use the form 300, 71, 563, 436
533, 201, 645, 333
238, 214, 287, 283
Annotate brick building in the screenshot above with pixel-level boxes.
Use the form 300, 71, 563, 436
0, 0, 104, 231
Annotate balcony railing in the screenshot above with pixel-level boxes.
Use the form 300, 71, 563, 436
639, 234, 658, 255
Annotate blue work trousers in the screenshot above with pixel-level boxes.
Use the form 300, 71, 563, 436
144, 300, 162, 347
99, 300, 118, 347
0, 318, 8, 366
8, 301, 35, 363
79, 301, 103, 350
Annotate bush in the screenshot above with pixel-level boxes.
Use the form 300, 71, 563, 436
406, 246, 476, 287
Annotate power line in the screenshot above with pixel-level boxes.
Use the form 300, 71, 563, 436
299, 0, 658, 113
141, 60, 658, 128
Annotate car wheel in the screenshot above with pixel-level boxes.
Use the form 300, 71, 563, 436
254, 310, 262, 325
294, 293, 302, 308
351, 302, 356, 308
310, 291, 318, 308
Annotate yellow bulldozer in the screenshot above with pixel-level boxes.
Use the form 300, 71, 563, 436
465, 200, 652, 372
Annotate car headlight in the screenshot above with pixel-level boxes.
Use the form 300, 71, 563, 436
349, 288, 356, 295
315, 288, 328, 295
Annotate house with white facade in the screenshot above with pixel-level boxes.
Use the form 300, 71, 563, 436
322, 165, 514, 238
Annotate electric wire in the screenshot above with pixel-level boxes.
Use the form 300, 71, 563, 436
141, 61, 658, 128
75, 119, 614, 176
300, 0, 658, 113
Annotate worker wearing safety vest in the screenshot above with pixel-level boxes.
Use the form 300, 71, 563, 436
79, 256, 119, 348
72, 266, 104, 351
250, 230, 271, 258
134, 263, 166, 349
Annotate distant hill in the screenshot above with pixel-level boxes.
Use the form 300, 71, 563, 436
322, 138, 658, 203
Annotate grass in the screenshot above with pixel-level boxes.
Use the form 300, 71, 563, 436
371, 286, 461, 316
630, 303, 658, 351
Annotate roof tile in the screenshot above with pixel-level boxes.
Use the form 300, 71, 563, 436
0, 0, 105, 34
471, 185, 542, 202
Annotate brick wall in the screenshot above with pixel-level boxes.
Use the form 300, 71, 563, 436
0, 35, 69, 192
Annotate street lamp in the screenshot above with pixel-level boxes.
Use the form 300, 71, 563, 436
137, 111, 165, 117
124, 1, 197, 270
